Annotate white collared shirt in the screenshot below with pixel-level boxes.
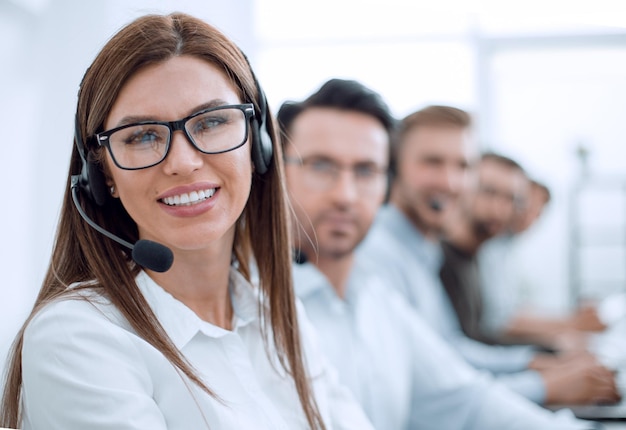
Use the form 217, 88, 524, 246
294, 261, 595, 430
21, 269, 372, 430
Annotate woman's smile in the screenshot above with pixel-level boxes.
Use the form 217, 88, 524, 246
160, 188, 217, 207
157, 183, 221, 218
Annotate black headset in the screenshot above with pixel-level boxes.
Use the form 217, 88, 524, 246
73, 53, 274, 207
246, 56, 273, 176
74, 114, 108, 206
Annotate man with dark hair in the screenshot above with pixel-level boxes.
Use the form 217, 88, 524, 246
358, 106, 619, 407
281, 80, 605, 429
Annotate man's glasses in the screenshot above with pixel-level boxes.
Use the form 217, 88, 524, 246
478, 184, 523, 207
285, 156, 387, 193
96, 104, 254, 170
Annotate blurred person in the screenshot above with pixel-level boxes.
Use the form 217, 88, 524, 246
477, 177, 550, 330
439, 152, 529, 344
478, 176, 605, 351
280, 78, 604, 430
358, 105, 620, 407
0, 13, 373, 430
511, 179, 552, 234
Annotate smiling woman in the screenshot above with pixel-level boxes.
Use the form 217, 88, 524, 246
0, 12, 372, 430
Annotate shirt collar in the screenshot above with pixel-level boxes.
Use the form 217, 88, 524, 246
377, 204, 444, 273
135, 268, 260, 349
292, 260, 373, 305
292, 262, 332, 299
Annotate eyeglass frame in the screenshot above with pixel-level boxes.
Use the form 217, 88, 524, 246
477, 183, 524, 207
95, 103, 255, 171
284, 155, 388, 192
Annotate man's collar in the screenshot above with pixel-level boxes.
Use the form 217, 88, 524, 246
379, 204, 444, 273
292, 262, 330, 299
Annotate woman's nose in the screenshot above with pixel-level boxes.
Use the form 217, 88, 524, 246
161, 131, 204, 175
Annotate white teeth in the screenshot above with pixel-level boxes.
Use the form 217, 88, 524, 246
162, 189, 216, 206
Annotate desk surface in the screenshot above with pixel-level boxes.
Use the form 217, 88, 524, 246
604, 423, 626, 429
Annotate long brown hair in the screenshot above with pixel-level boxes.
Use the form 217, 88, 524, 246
1, 13, 325, 430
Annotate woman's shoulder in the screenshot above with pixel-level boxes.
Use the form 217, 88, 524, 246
24, 287, 131, 349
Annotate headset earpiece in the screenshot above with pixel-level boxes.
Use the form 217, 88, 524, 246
250, 87, 273, 175
86, 152, 108, 206
240, 52, 273, 175
74, 115, 108, 206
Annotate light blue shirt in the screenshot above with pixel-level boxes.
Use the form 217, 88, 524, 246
357, 204, 547, 403
477, 235, 519, 336
293, 261, 594, 429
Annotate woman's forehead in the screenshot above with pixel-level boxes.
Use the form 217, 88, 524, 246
105, 56, 241, 129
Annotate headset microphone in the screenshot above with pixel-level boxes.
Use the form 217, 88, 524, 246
429, 198, 444, 212
70, 176, 174, 272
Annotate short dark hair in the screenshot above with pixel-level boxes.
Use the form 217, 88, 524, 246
277, 78, 396, 145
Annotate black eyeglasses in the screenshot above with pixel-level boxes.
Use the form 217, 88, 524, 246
96, 103, 254, 170
285, 156, 388, 192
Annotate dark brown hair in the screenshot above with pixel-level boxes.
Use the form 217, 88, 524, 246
277, 78, 396, 145
1, 13, 325, 429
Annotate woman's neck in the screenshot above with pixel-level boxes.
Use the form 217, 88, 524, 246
147, 246, 234, 329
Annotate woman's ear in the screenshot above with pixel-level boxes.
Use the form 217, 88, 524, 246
106, 180, 119, 198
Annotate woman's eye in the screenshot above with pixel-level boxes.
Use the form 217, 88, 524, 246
127, 132, 157, 144
194, 116, 226, 133
122, 128, 165, 147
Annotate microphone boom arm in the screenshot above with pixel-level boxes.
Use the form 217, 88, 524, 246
70, 175, 174, 272
71, 176, 135, 250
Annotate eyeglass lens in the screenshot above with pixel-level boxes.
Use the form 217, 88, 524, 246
299, 158, 386, 191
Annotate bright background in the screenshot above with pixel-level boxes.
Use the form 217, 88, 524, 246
2, 0, 626, 368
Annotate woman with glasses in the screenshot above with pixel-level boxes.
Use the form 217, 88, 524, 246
1, 13, 372, 430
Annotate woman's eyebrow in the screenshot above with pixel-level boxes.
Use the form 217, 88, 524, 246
114, 99, 233, 128
115, 114, 155, 127
187, 99, 231, 116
